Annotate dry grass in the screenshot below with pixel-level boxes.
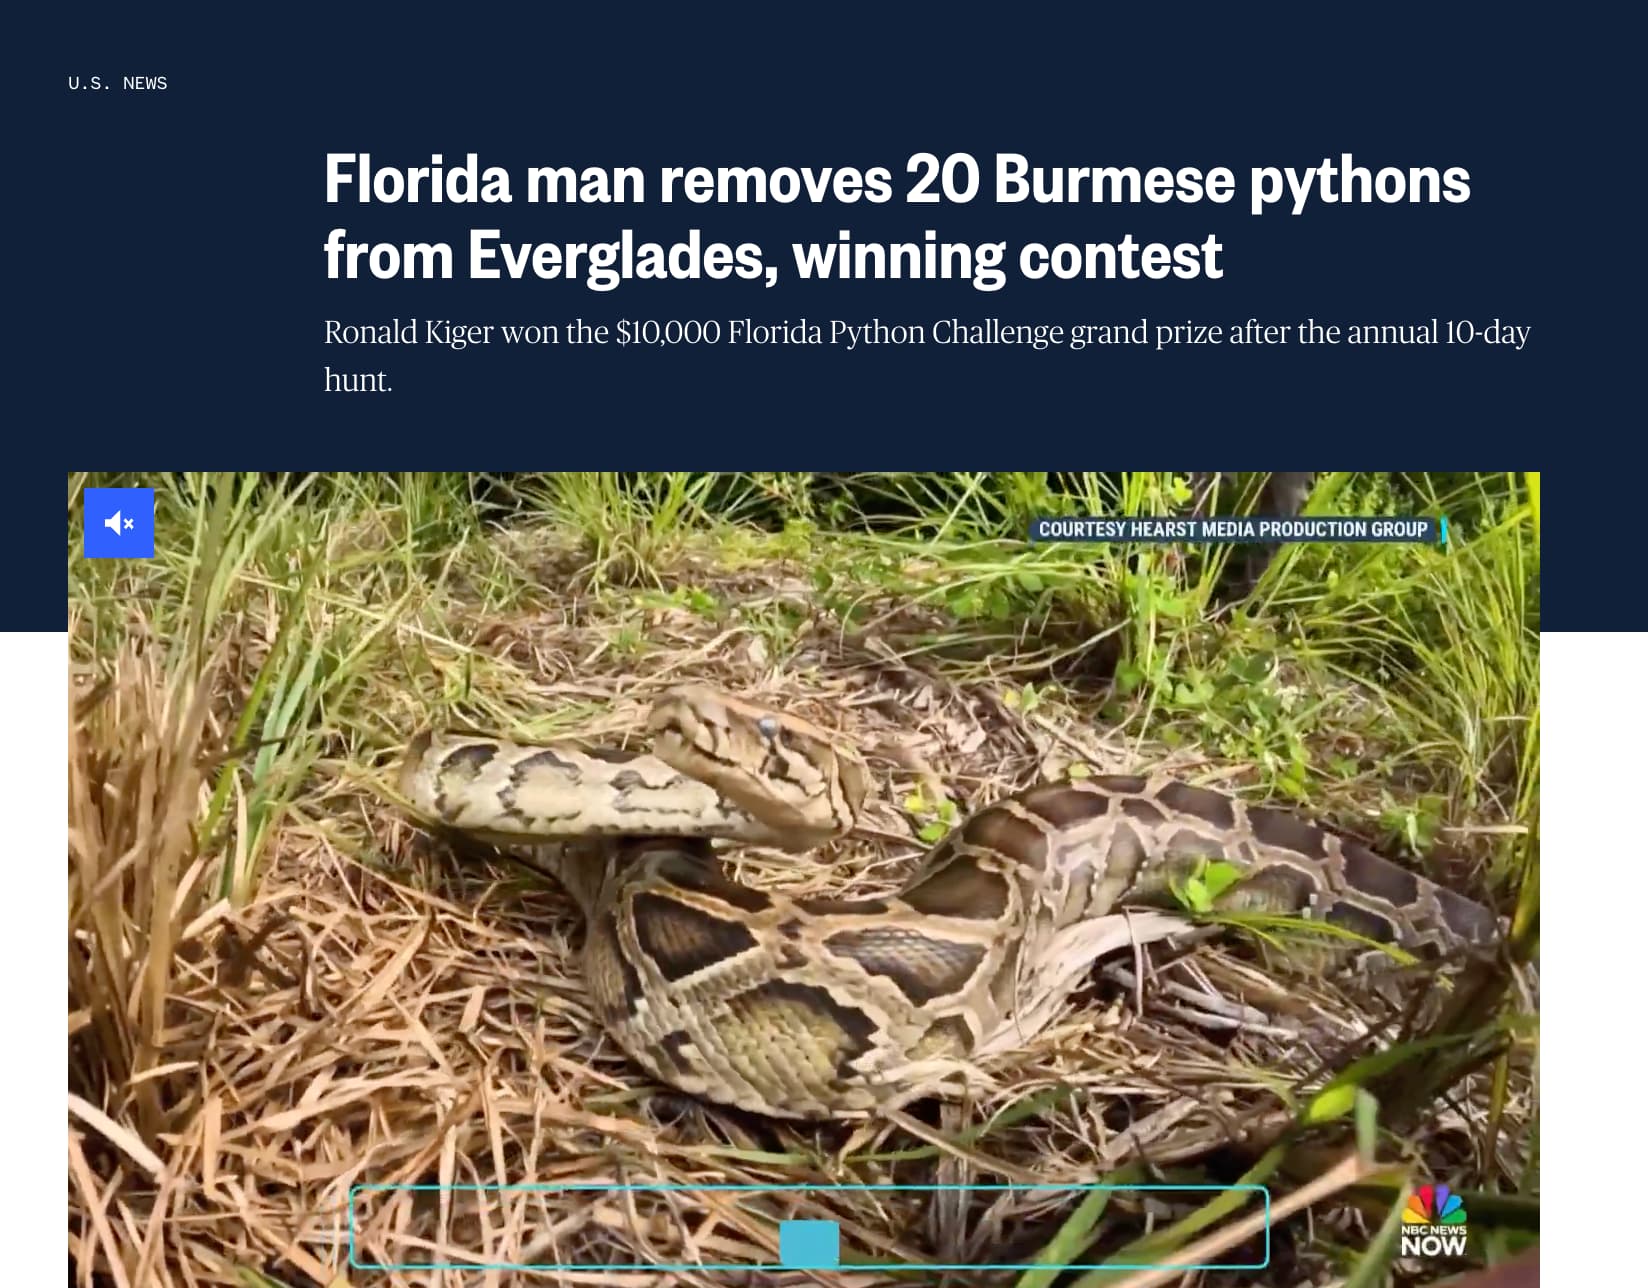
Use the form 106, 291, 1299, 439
68, 515, 1537, 1287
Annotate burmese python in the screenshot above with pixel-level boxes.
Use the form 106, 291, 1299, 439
398, 686, 1499, 1120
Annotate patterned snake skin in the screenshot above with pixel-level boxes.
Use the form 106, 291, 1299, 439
398, 687, 1499, 1119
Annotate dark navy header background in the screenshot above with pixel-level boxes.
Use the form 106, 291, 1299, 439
41, 7, 1611, 625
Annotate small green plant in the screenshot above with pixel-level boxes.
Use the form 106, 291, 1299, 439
902, 786, 960, 845
1000, 681, 1044, 716
1380, 795, 1445, 851
1168, 857, 1246, 914
634, 584, 722, 617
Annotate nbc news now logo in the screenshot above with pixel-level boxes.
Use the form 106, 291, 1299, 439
1400, 1183, 1468, 1258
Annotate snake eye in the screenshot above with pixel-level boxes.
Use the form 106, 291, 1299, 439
755, 716, 780, 742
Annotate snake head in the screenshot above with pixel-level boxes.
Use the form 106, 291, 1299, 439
647, 686, 868, 846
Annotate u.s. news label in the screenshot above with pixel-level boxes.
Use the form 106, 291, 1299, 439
1027, 516, 1444, 544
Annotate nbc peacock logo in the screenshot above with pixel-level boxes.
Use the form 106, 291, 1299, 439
1399, 1183, 1469, 1258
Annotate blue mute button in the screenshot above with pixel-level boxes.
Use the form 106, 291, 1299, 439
84, 487, 155, 559
779, 1220, 839, 1269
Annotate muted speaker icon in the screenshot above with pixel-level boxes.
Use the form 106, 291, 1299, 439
85, 487, 155, 559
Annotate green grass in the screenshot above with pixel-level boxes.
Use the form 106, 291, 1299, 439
65, 464, 1539, 939
67, 470, 1539, 1283
66, 466, 1540, 986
